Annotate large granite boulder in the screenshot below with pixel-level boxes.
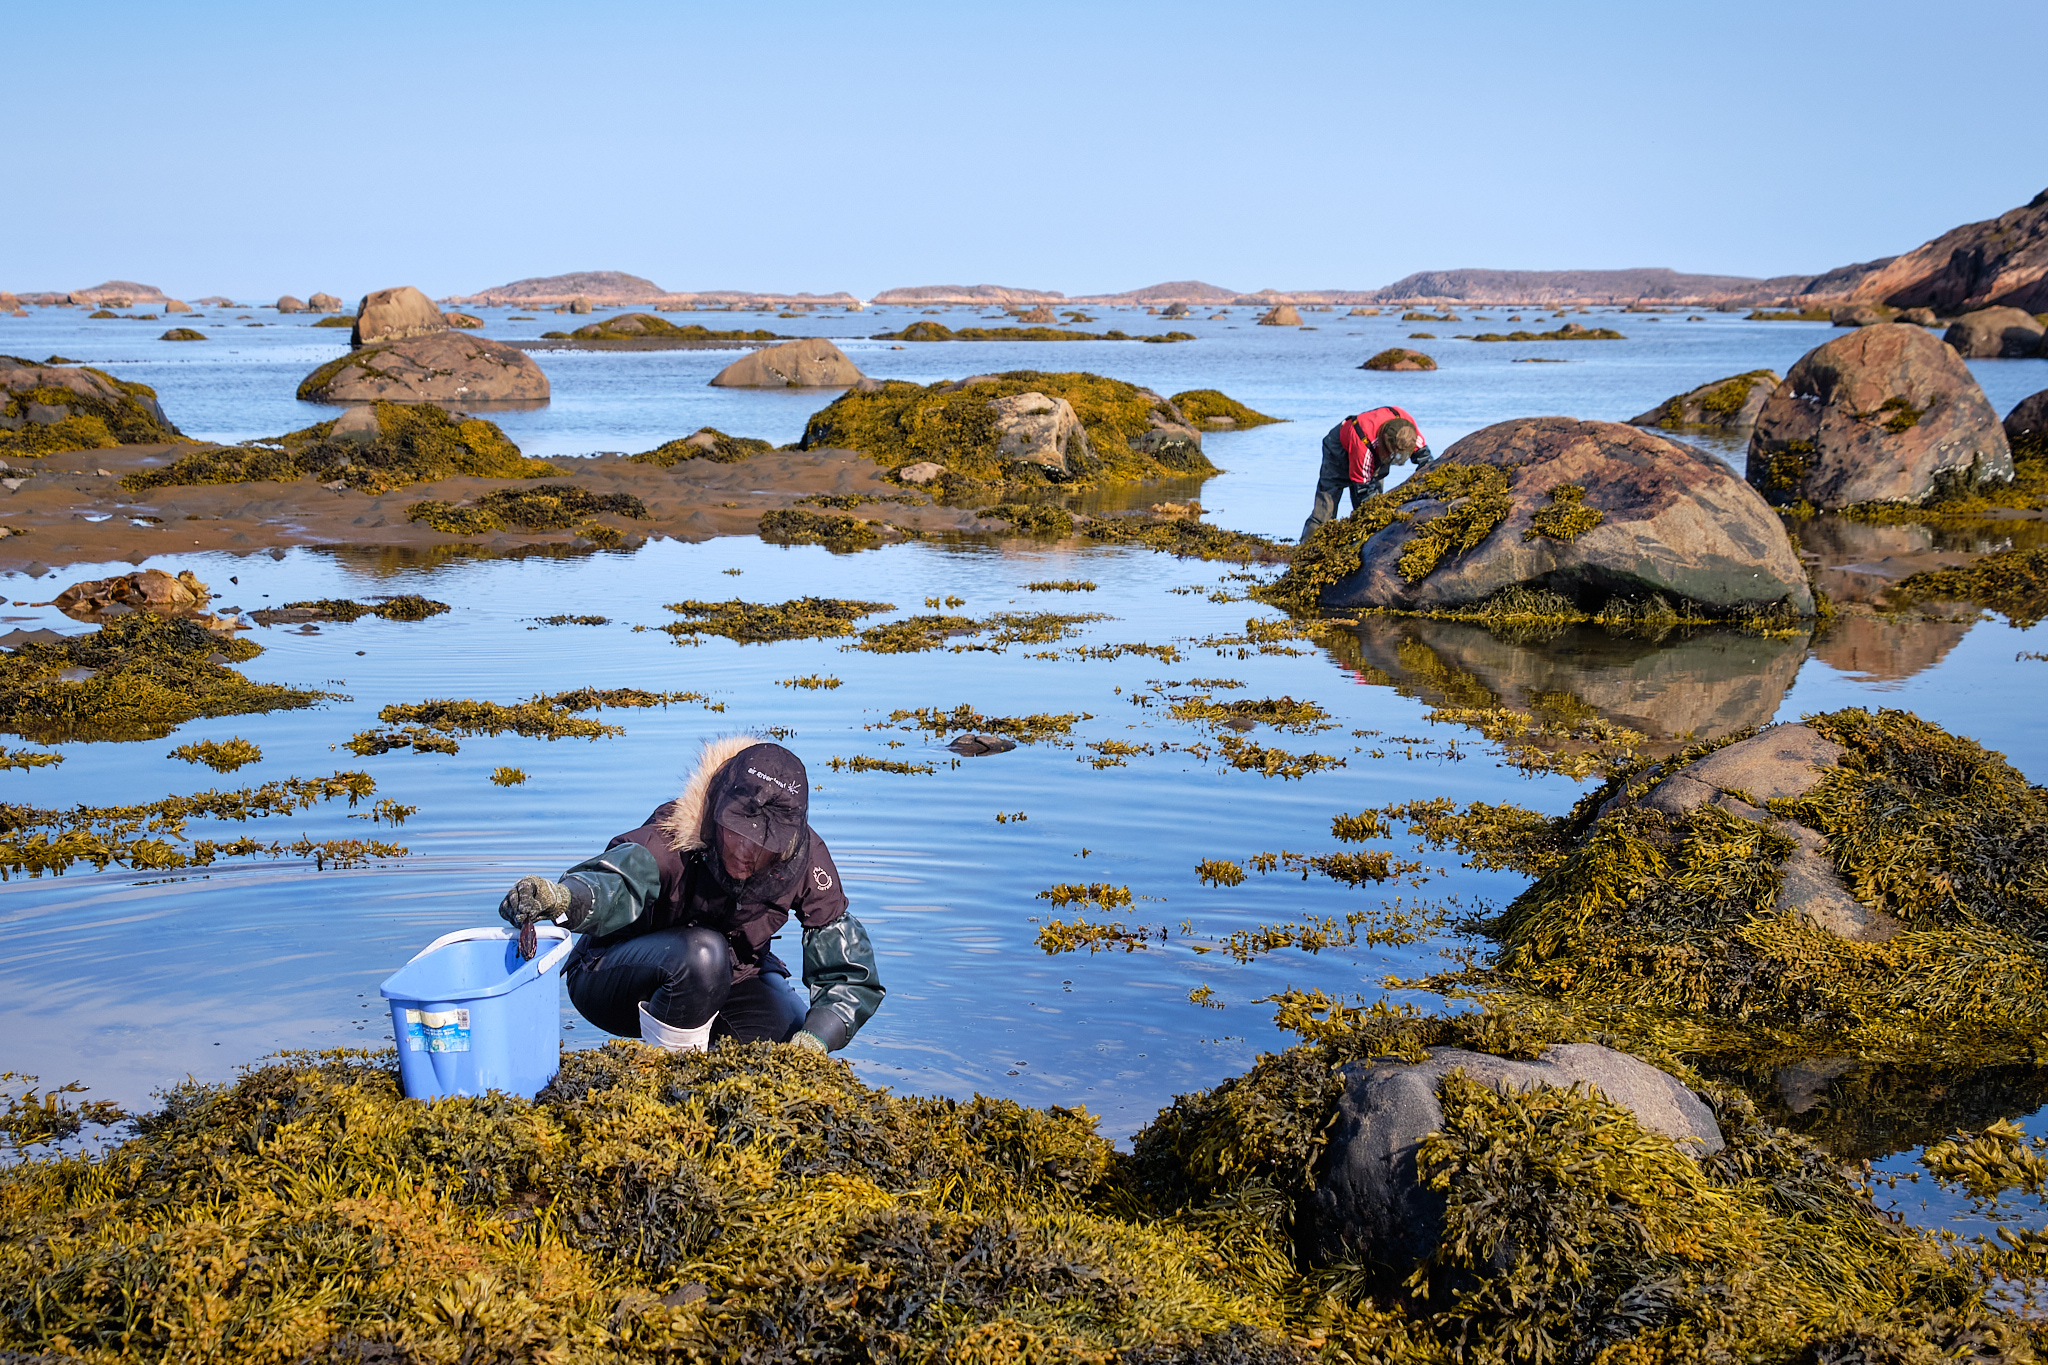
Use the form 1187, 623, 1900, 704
351, 286, 449, 349
1746, 324, 2013, 507
162, 299, 192, 315
276, 296, 307, 314
709, 338, 863, 388
1611, 724, 1905, 942
1307, 1044, 1722, 1273
308, 292, 343, 314
0, 356, 180, 453
1944, 306, 2046, 358
1322, 417, 1813, 616
1629, 369, 1779, 431
2008, 389, 2048, 460
297, 332, 549, 404
1257, 304, 1302, 326
987, 392, 1096, 478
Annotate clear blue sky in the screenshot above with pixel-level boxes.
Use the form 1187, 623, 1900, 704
6, 0, 2043, 300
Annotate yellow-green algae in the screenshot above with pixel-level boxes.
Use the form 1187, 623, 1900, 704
124, 403, 560, 495
346, 689, 724, 756
407, 485, 648, 536
544, 316, 783, 342
872, 322, 1194, 343
756, 508, 883, 550
1522, 483, 1604, 541
167, 736, 261, 772
14, 1020, 2038, 1362
1169, 391, 1284, 428
1467, 326, 1627, 342
1893, 547, 2048, 628
275, 596, 451, 623
628, 428, 774, 466
0, 769, 402, 877
797, 372, 1223, 487
0, 614, 330, 744
661, 597, 895, 645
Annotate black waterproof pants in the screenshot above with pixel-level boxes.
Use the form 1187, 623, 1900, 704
564, 926, 807, 1044
1301, 423, 1384, 542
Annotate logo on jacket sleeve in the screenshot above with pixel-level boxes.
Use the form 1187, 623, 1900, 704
812, 866, 834, 890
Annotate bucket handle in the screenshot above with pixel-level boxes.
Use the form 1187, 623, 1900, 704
407, 924, 575, 976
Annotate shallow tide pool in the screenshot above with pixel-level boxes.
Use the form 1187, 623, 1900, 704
1, 304, 2043, 1229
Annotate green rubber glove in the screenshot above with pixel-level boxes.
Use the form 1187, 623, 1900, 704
499, 875, 570, 958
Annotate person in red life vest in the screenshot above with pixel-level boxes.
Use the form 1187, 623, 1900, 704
1300, 406, 1434, 542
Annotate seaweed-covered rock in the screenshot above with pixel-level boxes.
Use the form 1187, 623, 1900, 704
307, 292, 342, 313
1257, 304, 1302, 326
1318, 418, 1812, 616
276, 295, 306, 313
1746, 324, 2012, 507
2007, 388, 2048, 460
159, 327, 206, 342
1360, 347, 1436, 371
0, 355, 181, 457
709, 338, 863, 388
1944, 306, 2045, 358
297, 332, 550, 404
1019, 304, 1057, 323
798, 371, 1220, 487
1614, 723, 1905, 942
1628, 369, 1778, 431
987, 392, 1096, 477
443, 311, 484, 329
1307, 1044, 1721, 1272
1831, 304, 1886, 327
1169, 390, 1282, 428
351, 285, 448, 349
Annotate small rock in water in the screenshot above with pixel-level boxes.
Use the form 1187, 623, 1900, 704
947, 734, 1018, 757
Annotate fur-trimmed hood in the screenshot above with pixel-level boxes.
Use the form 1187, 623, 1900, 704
659, 734, 765, 852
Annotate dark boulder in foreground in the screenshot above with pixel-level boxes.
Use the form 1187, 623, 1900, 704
1746, 323, 2011, 507
1628, 368, 1778, 431
1944, 306, 2046, 358
351, 285, 449, 348
709, 338, 863, 388
297, 332, 550, 405
1321, 417, 1813, 616
2008, 388, 2048, 459
1307, 1044, 1722, 1273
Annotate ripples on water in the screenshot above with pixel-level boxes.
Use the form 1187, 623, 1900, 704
0, 305, 2043, 1206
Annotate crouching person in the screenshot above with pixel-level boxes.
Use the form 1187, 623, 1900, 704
497, 737, 882, 1053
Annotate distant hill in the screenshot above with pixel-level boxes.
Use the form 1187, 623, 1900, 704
453, 272, 668, 306
1365, 267, 1779, 305
1071, 280, 1241, 305
1849, 188, 2048, 313
448, 271, 860, 311
870, 284, 1065, 306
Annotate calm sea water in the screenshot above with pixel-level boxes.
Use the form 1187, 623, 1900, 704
1, 303, 2043, 1203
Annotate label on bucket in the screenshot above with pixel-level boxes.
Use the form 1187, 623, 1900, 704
404, 1007, 471, 1053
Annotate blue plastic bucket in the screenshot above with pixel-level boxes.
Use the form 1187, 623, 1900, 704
379, 925, 574, 1100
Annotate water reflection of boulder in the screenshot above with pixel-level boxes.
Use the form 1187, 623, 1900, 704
1812, 614, 1969, 682
1331, 616, 1808, 752
1711, 1055, 2048, 1162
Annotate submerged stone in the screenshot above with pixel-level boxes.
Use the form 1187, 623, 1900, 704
708, 338, 863, 388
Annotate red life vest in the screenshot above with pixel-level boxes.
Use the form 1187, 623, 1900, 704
1338, 406, 1424, 485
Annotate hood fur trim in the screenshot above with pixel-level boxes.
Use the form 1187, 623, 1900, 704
660, 734, 765, 852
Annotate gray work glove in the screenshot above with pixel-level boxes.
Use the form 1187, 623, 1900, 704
1411, 445, 1434, 469
499, 875, 571, 959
